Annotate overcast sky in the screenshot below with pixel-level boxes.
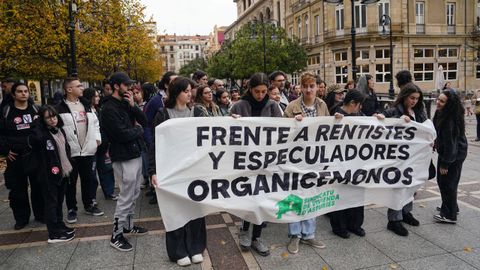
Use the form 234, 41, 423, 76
140, 0, 237, 35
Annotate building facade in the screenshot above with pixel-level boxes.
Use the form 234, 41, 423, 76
227, 0, 480, 94
205, 25, 227, 58
158, 34, 209, 73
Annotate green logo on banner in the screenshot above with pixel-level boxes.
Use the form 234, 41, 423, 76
275, 190, 340, 219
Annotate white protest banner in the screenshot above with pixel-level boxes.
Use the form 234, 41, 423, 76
154, 117, 436, 232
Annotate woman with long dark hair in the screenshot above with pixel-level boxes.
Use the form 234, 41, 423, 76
230, 72, 282, 257
148, 77, 206, 266
358, 74, 380, 116
30, 105, 75, 243
378, 83, 426, 236
433, 90, 468, 224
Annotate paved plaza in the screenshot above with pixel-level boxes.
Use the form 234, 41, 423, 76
0, 114, 479, 270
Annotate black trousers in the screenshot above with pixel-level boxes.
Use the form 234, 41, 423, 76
437, 159, 464, 220
329, 206, 364, 233
66, 156, 96, 211
4, 158, 44, 225
43, 177, 67, 237
242, 221, 263, 240
166, 217, 207, 262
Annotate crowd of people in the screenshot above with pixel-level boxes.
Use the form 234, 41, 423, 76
0, 68, 472, 266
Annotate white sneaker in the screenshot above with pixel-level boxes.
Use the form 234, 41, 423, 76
177, 256, 191, 267
191, 254, 203, 264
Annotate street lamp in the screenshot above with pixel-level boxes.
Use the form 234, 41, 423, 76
325, 0, 379, 81
380, 14, 394, 98
68, 0, 78, 77
251, 19, 277, 74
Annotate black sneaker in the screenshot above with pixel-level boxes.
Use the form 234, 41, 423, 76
85, 205, 104, 216
48, 232, 75, 243
436, 207, 459, 215
402, 212, 420, 226
110, 234, 133, 252
66, 210, 77, 224
148, 196, 157, 205
14, 222, 28, 230
123, 226, 148, 236
387, 221, 409, 236
61, 224, 75, 235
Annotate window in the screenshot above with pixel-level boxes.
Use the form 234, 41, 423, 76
297, 17, 302, 37
413, 48, 434, 58
415, 2, 425, 24
357, 64, 370, 77
304, 15, 309, 39
335, 5, 344, 31
439, 62, 457, 80
196, 45, 199, 50
378, 0, 390, 25
277, 1, 281, 25
416, 1, 425, 33
438, 48, 458, 58
314, 15, 320, 36
477, 65, 480, 79
289, 27, 293, 38
170, 45, 174, 51
335, 66, 348, 84
446, 3, 455, 26
354, 1, 367, 30
413, 63, 434, 81
355, 50, 370, 60
375, 49, 390, 59
334, 51, 348, 61
376, 64, 391, 83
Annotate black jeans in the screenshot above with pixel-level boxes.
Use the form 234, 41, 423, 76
43, 177, 68, 237
65, 156, 96, 211
329, 206, 364, 233
437, 159, 464, 220
166, 217, 206, 261
5, 158, 44, 225
242, 220, 264, 240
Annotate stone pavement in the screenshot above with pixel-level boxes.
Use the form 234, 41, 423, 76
0, 114, 479, 270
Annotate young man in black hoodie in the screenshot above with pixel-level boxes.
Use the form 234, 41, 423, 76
101, 72, 148, 252
0, 82, 44, 230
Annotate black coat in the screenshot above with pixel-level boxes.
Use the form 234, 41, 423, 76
100, 96, 147, 162
29, 120, 73, 185
361, 90, 380, 116
383, 104, 427, 123
434, 119, 468, 168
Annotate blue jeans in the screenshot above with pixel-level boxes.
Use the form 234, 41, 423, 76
288, 217, 316, 239
94, 152, 115, 198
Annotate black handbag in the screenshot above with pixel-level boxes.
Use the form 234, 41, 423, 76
428, 160, 436, 180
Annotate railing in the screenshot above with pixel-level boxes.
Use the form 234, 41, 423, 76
416, 24, 425, 34
447, 25, 455, 34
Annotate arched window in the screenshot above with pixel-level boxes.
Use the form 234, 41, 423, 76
304, 15, 309, 39
297, 17, 302, 38
260, 12, 264, 22
266, 7, 271, 20
243, 0, 246, 11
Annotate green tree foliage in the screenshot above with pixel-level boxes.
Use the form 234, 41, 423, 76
0, 0, 163, 82
208, 23, 307, 79
179, 57, 208, 77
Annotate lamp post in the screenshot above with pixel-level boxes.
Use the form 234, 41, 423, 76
68, 0, 78, 77
325, 0, 379, 81
381, 14, 394, 98
251, 18, 276, 74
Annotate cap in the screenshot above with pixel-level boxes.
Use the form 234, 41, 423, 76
327, 84, 344, 93
109, 72, 135, 86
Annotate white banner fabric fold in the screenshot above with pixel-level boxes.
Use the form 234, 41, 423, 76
154, 116, 436, 232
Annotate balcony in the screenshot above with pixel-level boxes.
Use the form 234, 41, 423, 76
416, 24, 425, 34
447, 25, 455, 34
291, 0, 310, 13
